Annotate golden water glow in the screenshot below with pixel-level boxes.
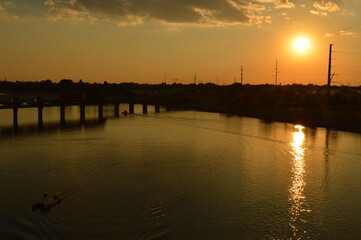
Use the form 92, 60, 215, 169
289, 125, 308, 237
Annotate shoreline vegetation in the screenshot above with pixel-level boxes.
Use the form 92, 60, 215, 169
0, 80, 360, 133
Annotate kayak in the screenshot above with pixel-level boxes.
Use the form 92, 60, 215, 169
44, 194, 64, 208
32, 193, 64, 211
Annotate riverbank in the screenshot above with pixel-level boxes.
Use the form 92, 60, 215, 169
1, 81, 360, 133
172, 103, 361, 134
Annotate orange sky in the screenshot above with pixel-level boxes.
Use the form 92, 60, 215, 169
0, 0, 360, 85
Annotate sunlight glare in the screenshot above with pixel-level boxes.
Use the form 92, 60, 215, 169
289, 124, 309, 238
293, 37, 310, 53
295, 125, 305, 131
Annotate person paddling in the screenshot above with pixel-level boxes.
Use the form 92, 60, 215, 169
41, 193, 50, 206
32, 192, 63, 211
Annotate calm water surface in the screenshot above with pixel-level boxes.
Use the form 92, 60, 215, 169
0, 105, 360, 239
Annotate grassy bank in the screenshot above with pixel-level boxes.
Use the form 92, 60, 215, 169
173, 103, 361, 133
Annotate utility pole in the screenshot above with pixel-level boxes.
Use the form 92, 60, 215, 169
240, 66, 243, 85
194, 72, 197, 84
274, 60, 279, 85
327, 44, 333, 101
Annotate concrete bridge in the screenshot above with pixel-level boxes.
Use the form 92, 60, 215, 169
0, 97, 169, 128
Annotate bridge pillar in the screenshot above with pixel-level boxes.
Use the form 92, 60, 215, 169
155, 104, 160, 113
98, 104, 104, 120
38, 105, 43, 127
12, 97, 18, 129
80, 104, 86, 123
13, 106, 18, 129
142, 103, 148, 114
37, 97, 43, 127
60, 104, 66, 125
114, 103, 120, 117
129, 103, 134, 114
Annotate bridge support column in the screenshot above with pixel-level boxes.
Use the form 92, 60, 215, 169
80, 104, 86, 123
142, 103, 148, 114
60, 105, 66, 125
37, 97, 43, 127
12, 97, 18, 129
155, 104, 160, 113
13, 107, 18, 129
114, 103, 120, 117
98, 104, 104, 120
129, 103, 134, 114
38, 105, 43, 127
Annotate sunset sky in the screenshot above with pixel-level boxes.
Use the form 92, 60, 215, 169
0, 0, 360, 85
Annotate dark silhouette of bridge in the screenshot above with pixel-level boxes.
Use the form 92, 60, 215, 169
0, 97, 168, 128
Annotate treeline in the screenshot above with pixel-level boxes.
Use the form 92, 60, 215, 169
170, 83, 361, 111
220, 84, 361, 110
0, 79, 133, 101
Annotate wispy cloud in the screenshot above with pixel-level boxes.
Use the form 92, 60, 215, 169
339, 30, 357, 37
255, 0, 273, 2
40, 0, 353, 28
43, 0, 279, 26
46, 6, 98, 23
310, 1, 340, 16
310, 9, 328, 15
0, 2, 18, 19
313, 1, 340, 12
44, 0, 54, 7
274, 0, 295, 9
323, 30, 357, 38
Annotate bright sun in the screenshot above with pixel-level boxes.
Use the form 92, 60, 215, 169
293, 37, 311, 53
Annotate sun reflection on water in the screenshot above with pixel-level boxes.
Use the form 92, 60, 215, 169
289, 125, 309, 238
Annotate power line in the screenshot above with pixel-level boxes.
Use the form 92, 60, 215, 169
334, 51, 361, 55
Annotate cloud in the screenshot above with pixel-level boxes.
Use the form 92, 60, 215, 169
44, 0, 276, 26
44, 0, 54, 6
254, 0, 295, 9
243, 2, 267, 11
247, 14, 272, 25
339, 30, 357, 37
274, 0, 295, 9
47, 6, 98, 23
313, 1, 340, 12
281, 12, 290, 20
0, 3, 18, 19
310, 10, 328, 15
311, 1, 340, 16
241, 2, 271, 25
323, 32, 333, 37
322, 31, 357, 38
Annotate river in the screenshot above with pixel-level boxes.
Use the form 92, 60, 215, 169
0, 105, 360, 239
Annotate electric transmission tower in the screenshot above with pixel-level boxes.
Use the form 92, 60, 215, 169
240, 66, 243, 85
274, 60, 279, 85
327, 44, 336, 100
